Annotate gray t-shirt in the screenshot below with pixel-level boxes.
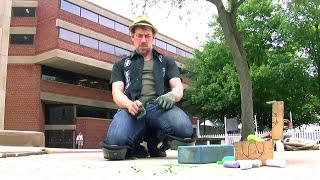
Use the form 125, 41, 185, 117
138, 60, 157, 104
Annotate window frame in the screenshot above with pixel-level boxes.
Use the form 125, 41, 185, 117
80, 8, 98, 23
79, 35, 99, 50
9, 34, 35, 45
12, 7, 36, 17
59, 28, 80, 44
98, 15, 115, 29
99, 41, 115, 55
60, 0, 81, 16
115, 22, 129, 35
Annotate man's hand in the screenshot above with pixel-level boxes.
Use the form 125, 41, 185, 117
155, 92, 176, 110
126, 100, 142, 116
136, 105, 146, 120
126, 100, 146, 120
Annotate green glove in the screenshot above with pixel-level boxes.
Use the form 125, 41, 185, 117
136, 105, 146, 120
155, 92, 176, 110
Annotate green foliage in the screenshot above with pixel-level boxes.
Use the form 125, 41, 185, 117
183, 42, 240, 121
251, 54, 317, 127
183, 0, 319, 127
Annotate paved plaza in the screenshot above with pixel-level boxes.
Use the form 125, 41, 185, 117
0, 146, 319, 180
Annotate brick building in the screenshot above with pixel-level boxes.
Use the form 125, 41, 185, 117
0, 0, 193, 148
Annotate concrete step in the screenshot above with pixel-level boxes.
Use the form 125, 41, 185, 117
0, 130, 44, 147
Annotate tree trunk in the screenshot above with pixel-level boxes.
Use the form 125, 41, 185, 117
208, 0, 254, 139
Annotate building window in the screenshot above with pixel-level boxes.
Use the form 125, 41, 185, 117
115, 22, 129, 35
115, 46, 130, 56
58, 1, 192, 58
155, 39, 166, 49
45, 105, 75, 125
99, 41, 115, 54
10, 34, 34, 44
12, 7, 36, 17
176, 48, 186, 57
41, 66, 111, 91
76, 105, 117, 119
186, 52, 194, 58
60, 0, 130, 36
58, 28, 132, 56
80, 35, 99, 50
60, 0, 80, 16
99, 16, 115, 29
81, 8, 98, 23
59, 28, 80, 44
167, 43, 177, 54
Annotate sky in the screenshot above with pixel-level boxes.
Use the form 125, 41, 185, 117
87, 0, 217, 49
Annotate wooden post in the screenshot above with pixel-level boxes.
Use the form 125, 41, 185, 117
224, 117, 228, 144
271, 101, 284, 140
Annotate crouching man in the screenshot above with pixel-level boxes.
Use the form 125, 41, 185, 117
101, 15, 195, 160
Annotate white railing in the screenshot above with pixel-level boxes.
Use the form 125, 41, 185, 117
199, 130, 320, 145
285, 131, 320, 142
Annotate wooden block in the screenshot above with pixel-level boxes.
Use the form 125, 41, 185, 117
234, 141, 273, 160
271, 101, 284, 140
178, 145, 234, 164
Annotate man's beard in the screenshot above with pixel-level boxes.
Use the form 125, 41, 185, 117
137, 46, 152, 56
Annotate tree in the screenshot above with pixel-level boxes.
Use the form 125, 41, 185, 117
207, 0, 254, 139
280, 0, 320, 96
184, 0, 319, 128
183, 42, 240, 120
134, 0, 255, 139
283, 0, 320, 123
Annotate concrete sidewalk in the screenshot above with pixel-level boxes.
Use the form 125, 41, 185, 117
0, 146, 319, 179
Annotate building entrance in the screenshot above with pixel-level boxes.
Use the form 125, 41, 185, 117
44, 104, 76, 148
45, 130, 74, 148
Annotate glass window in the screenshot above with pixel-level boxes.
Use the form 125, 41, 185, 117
81, 8, 98, 23
42, 74, 56, 81
176, 48, 186, 57
10, 34, 34, 44
186, 52, 194, 58
59, 28, 79, 44
76, 105, 116, 119
60, 0, 80, 16
80, 35, 98, 49
12, 7, 36, 17
99, 41, 115, 54
41, 66, 111, 91
115, 22, 129, 35
99, 16, 115, 29
155, 39, 166, 49
167, 43, 177, 54
115, 47, 130, 56
45, 105, 75, 125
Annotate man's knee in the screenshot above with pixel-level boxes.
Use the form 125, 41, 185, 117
105, 129, 134, 147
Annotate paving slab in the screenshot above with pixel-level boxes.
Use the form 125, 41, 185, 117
0, 146, 319, 180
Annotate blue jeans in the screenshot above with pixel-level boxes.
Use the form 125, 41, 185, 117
103, 102, 193, 154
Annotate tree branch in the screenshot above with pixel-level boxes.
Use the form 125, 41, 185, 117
206, 0, 224, 9
230, 0, 237, 21
142, 0, 147, 14
236, 0, 246, 8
